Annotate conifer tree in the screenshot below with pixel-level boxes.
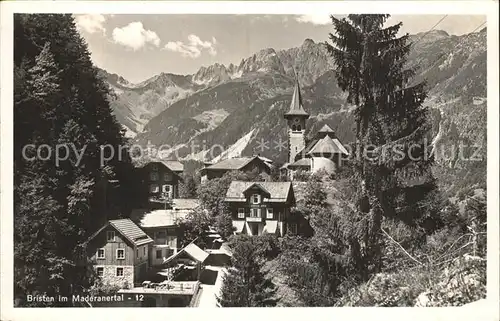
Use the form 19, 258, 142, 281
13, 14, 139, 305
325, 14, 440, 273
179, 173, 198, 198
218, 235, 278, 307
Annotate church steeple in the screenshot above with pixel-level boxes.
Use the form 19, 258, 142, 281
284, 78, 309, 119
284, 76, 308, 164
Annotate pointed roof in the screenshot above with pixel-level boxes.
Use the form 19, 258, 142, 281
243, 183, 271, 198
318, 124, 335, 134
225, 181, 294, 203
86, 218, 153, 247
307, 136, 349, 156
284, 79, 309, 119
203, 156, 262, 171
163, 242, 209, 265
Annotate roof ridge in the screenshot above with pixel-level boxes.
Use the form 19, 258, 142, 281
318, 124, 335, 132
109, 220, 136, 245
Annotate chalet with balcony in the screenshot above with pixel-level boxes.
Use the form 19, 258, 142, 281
137, 160, 184, 205
86, 219, 153, 289
224, 181, 297, 236
200, 156, 272, 183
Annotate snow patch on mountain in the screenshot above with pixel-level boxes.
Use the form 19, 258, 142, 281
193, 77, 214, 86
230, 70, 243, 79
110, 84, 124, 95
211, 129, 256, 162
439, 53, 454, 70
122, 125, 137, 138
183, 149, 210, 162
192, 109, 230, 130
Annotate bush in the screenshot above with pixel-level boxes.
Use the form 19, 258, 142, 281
292, 169, 312, 182
336, 270, 435, 307
415, 255, 486, 307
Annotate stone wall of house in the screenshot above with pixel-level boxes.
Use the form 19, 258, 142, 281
98, 265, 134, 289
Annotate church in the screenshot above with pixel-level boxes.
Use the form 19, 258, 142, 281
281, 79, 349, 180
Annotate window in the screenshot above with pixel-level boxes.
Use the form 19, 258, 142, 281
116, 267, 124, 277
136, 249, 139, 257
237, 208, 245, 219
296, 125, 302, 131
106, 231, 115, 242
267, 208, 274, 219
116, 249, 125, 259
166, 236, 177, 248
252, 194, 260, 204
150, 184, 159, 193
164, 173, 173, 181
156, 249, 163, 259
97, 248, 105, 259
162, 185, 172, 196
143, 246, 146, 255
251, 208, 260, 218
96, 267, 104, 277
155, 231, 166, 239
291, 124, 297, 131
150, 172, 159, 181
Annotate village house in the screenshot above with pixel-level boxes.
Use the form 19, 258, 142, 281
137, 160, 184, 205
132, 198, 201, 267
224, 181, 299, 236
163, 242, 210, 282
86, 218, 154, 289
115, 242, 213, 307
114, 241, 216, 307
200, 156, 272, 183
281, 79, 349, 179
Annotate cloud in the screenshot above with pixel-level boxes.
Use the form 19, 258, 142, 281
164, 34, 217, 58
112, 22, 161, 51
296, 14, 332, 25
74, 14, 107, 34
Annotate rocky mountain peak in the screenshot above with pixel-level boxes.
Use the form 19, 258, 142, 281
98, 69, 132, 87
302, 38, 315, 47
413, 29, 450, 43
192, 62, 231, 85
238, 47, 285, 74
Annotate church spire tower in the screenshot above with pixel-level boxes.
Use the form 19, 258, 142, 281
284, 76, 309, 164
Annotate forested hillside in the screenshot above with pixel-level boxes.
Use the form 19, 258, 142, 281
13, 14, 142, 306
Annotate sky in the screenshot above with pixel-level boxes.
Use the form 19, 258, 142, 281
74, 14, 486, 83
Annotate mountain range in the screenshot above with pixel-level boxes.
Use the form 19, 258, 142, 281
98, 28, 486, 175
